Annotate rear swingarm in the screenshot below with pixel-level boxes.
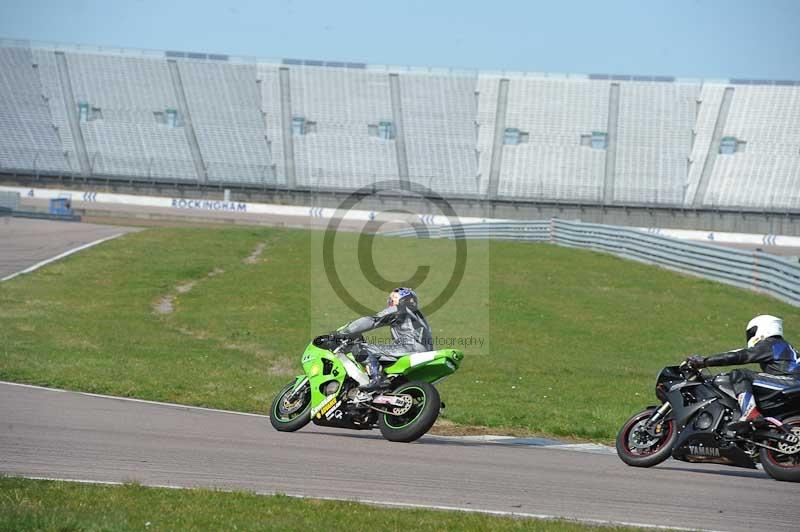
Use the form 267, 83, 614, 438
738, 434, 800, 454
366, 393, 413, 416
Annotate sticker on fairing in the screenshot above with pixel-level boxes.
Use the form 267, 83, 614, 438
409, 351, 436, 366
323, 400, 342, 420
311, 395, 337, 419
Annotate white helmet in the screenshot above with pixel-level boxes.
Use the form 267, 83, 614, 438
745, 315, 783, 348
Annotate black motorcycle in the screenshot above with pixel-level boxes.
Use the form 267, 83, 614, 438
616, 363, 800, 482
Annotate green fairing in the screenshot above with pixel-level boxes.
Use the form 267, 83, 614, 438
299, 343, 350, 413
384, 349, 464, 383
296, 343, 464, 415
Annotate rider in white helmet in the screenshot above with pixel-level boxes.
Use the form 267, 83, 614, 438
686, 315, 800, 432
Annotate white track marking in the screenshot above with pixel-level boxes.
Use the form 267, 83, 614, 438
0, 381, 271, 419
1, 233, 125, 282
5, 475, 726, 532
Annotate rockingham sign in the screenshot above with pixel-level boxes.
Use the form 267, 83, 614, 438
0, 185, 487, 226
3, 185, 799, 249
171, 198, 247, 212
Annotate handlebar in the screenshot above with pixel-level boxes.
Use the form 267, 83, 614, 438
679, 360, 705, 381
312, 333, 363, 351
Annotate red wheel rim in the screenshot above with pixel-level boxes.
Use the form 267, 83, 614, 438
621, 411, 673, 457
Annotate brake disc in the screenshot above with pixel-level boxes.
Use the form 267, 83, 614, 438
280, 392, 306, 415
388, 394, 413, 416
777, 427, 800, 455
630, 420, 661, 450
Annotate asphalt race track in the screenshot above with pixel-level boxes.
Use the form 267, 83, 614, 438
2, 383, 799, 531
1, 215, 799, 530
0, 217, 140, 280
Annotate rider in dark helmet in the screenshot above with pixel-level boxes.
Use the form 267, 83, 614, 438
686, 315, 800, 432
333, 287, 432, 392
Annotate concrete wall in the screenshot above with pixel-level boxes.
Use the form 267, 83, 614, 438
3, 172, 799, 236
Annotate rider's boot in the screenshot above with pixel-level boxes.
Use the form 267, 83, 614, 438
727, 392, 767, 434
359, 357, 390, 392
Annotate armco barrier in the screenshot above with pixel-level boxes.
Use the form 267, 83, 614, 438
11, 210, 82, 222
0, 190, 20, 211
383, 219, 800, 307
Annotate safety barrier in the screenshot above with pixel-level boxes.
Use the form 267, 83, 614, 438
0, 190, 20, 211
384, 219, 800, 307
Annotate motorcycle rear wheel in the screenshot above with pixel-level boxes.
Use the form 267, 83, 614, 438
760, 415, 800, 482
378, 381, 440, 443
616, 406, 677, 467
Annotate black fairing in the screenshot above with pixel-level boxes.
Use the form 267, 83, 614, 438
646, 365, 800, 469
671, 431, 757, 468
313, 403, 375, 430
657, 367, 756, 468
310, 380, 376, 430
656, 366, 684, 384
655, 366, 684, 402
312, 335, 338, 352
712, 374, 737, 399
757, 385, 800, 418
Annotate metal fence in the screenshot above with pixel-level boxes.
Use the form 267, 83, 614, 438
0, 190, 20, 211
384, 219, 800, 307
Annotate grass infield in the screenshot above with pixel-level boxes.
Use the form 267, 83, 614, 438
1, 225, 797, 441
0, 477, 651, 531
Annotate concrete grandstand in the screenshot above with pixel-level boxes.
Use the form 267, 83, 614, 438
1, 38, 800, 213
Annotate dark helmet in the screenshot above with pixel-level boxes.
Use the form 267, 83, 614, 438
387, 287, 419, 310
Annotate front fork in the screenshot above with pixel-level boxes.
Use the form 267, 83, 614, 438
645, 402, 672, 436
286, 376, 309, 401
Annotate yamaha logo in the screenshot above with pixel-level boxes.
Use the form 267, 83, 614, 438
688, 445, 720, 457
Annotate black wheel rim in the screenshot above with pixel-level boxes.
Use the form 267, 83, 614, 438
273, 385, 309, 422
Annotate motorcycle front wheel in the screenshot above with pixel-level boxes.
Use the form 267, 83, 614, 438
270, 380, 311, 432
616, 406, 677, 467
378, 381, 440, 443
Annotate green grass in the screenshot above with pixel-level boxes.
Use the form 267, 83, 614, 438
1, 225, 798, 441
0, 476, 649, 531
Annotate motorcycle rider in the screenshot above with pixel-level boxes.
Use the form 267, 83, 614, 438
331, 287, 432, 392
686, 314, 800, 432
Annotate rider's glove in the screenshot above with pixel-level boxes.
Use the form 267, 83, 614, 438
685, 355, 706, 369
328, 332, 348, 343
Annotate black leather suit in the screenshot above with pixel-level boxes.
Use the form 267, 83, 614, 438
704, 336, 800, 398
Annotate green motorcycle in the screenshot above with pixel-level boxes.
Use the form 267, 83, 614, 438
270, 334, 464, 442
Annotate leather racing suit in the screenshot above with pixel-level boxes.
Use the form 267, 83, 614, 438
703, 336, 800, 419
339, 301, 433, 384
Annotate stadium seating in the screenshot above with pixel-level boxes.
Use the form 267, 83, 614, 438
256, 64, 286, 186
65, 51, 197, 180
399, 72, 479, 195
177, 60, 273, 184
287, 65, 398, 190
705, 85, 800, 209
614, 82, 698, 204
0, 46, 70, 172
1, 40, 799, 211
683, 83, 726, 205
31, 48, 80, 172
498, 76, 610, 202
474, 75, 499, 196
